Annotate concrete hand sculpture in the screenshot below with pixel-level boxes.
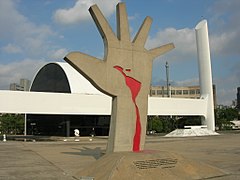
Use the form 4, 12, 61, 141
64, 3, 174, 152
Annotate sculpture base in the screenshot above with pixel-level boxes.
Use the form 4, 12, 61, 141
76, 150, 227, 179
165, 128, 219, 137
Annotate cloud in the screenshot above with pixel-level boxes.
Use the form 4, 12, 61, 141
148, 0, 240, 106
146, 27, 197, 62
128, 13, 139, 21
208, 0, 240, 56
49, 48, 68, 60
174, 78, 200, 87
215, 81, 238, 106
2, 44, 22, 54
0, 1, 55, 90
206, 0, 240, 105
213, 61, 240, 106
210, 30, 240, 56
53, 0, 121, 25
0, 59, 47, 90
0, 0, 55, 58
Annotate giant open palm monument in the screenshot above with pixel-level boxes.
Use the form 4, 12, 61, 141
65, 3, 174, 152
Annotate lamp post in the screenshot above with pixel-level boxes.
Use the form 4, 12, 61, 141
165, 61, 170, 97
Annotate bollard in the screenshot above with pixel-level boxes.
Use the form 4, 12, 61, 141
3, 134, 6, 142
74, 129, 80, 141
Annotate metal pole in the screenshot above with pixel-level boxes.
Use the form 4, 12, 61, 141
165, 61, 170, 97
24, 114, 27, 136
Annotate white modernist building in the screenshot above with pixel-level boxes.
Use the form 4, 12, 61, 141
0, 20, 215, 135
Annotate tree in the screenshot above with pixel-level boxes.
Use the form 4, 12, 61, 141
147, 116, 176, 133
0, 114, 24, 134
176, 116, 202, 129
215, 107, 238, 130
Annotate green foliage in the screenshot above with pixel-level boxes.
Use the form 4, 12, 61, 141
176, 116, 202, 129
148, 116, 163, 133
215, 107, 238, 130
147, 107, 239, 134
147, 116, 176, 133
147, 116, 204, 134
0, 114, 24, 134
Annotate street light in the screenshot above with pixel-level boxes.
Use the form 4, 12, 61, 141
165, 61, 170, 97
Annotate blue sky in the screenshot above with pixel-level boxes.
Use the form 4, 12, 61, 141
0, 0, 239, 106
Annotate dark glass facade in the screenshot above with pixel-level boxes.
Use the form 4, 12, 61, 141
27, 63, 110, 137
31, 63, 71, 93
26, 114, 110, 136
237, 87, 240, 110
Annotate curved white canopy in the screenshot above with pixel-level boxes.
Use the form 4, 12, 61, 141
32, 62, 105, 95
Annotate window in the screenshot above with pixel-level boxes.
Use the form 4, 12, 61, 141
176, 90, 182, 95
157, 90, 162, 95
151, 90, 156, 95
183, 90, 188, 95
171, 90, 175, 95
190, 90, 195, 94
196, 89, 200, 94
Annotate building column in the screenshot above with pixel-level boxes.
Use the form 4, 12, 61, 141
195, 19, 215, 131
66, 121, 70, 137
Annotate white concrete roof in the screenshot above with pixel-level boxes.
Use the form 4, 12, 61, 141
39, 62, 105, 95
0, 62, 209, 118
1, 63, 209, 116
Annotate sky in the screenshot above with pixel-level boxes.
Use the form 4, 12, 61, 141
0, 0, 239, 106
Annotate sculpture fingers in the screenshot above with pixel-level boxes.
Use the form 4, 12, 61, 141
64, 52, 106, 86
149, 43, 175, 59
89, 4, 118, 45
133, 16, 152, 47
116, 3, 130, 42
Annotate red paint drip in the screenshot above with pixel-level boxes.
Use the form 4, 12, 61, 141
114, 65, 142, 152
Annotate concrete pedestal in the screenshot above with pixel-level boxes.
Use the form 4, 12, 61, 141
76, 151, 226, 179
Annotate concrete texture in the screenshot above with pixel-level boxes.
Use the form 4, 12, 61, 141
64, 3, 174, 153
77, 151, 225, 179
0, 132, 240, 179
165, 128, 219, 137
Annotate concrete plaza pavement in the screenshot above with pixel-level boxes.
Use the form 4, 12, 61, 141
0, 131, 240, 179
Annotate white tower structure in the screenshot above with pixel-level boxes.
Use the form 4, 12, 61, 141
195, 20, 215, 131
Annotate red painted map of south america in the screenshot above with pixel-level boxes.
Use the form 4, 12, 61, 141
114, 66, 142, 152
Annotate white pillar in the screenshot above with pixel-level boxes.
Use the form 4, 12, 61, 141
24, 114, 27, 136
195, 20, 215, 131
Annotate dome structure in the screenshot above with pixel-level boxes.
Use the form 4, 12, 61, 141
31, 62, 104, 95
27, 62, 110, 137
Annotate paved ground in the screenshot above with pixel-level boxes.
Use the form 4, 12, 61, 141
0, 132, 240, 179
